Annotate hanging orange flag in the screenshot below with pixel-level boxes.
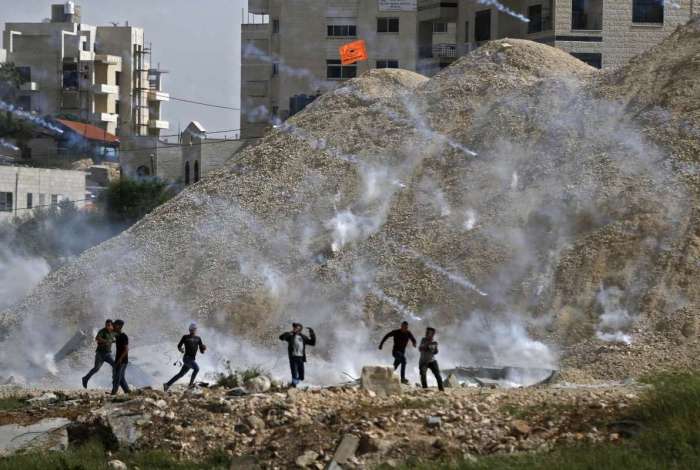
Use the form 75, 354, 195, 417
339, 39, 368, 65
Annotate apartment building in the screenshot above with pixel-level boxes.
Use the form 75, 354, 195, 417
0, 165, 86, 221
1, 2, 169, 138
241, 0, 694, 138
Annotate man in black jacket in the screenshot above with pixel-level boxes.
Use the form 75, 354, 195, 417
111, 319, 130, 395
378, 321, 416, 384
164, 322, 207, 391
279, 322, 316, 387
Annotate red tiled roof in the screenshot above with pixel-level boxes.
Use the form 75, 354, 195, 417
56, 119, 120, 144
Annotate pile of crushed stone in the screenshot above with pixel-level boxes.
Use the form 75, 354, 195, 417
2, 20, 700, 384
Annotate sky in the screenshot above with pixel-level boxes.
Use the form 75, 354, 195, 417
0, 0, 246, 140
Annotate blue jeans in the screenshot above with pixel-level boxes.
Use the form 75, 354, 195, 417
392, 351, 407, 381
166, 357, 200, 387
289, 356, 305, 385
111, 362, 130, 394
83, 351, 115, 384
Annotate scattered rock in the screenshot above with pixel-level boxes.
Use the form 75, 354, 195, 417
227, 387, 249, 397
331, 433, 360, 465
107, 460, 128, 470
511, 420, 531, 437
0, 418, 70, 457
27, 392, 59, 404
295, 450, 319, 468
444, 374, 459, 388
426, 416, 442, 428
246, 415, 266, 431
246, 376, 272, 394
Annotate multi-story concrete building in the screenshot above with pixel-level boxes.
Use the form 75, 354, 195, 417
241, 0, 695, 138
1, 2, 169, 138
0, 165, 86, 221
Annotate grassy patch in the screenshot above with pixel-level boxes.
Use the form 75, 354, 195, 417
0, 440, 231, 470
0, 398, 27, 412
215, 361, 266, 388
398, 372, 700, 470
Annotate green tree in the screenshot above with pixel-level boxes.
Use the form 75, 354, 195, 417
102, 178, 175, 226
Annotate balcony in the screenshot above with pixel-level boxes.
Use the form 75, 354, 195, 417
93, 112, 118, 123
19, 82, 39, 92
79, 50, 95, 62
148, 119, 169, 129
417, 1, 458, 22
95, 54, 121, 65
148, 90, 170, 102
92, 84, 119, 95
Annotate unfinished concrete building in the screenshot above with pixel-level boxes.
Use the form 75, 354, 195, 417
241, 0, 695, 138
1, 2, 169, 138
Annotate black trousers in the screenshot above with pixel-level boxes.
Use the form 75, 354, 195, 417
166, 357, 200, 387
392, 351, 407, 380
111, 362, 130, 394
419, 360, 444, 391
289, 356, 305, 384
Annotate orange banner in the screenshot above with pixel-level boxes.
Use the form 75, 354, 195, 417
339, 40, 368, 65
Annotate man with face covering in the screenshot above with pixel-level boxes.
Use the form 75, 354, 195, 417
279, 322, 316, 387
164, 322, 207, 391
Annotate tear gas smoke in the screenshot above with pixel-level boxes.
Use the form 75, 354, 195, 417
595, 286, 634, 345
463, 209, 478, 231
0, 249, 51, 311
0, 100, 64, 134
477, 0, 531, 23
0, 139, 20, 151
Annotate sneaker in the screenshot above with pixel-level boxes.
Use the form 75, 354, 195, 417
81, 377, 88, 389
163, 383, 170, 392
401, 379, 409, 385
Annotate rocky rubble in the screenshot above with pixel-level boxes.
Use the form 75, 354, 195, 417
0, 380, 645, 468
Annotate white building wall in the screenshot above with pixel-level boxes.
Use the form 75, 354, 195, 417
0, 166, 86, 221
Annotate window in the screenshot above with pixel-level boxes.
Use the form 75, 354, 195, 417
26, 193, 33, 209
465, 21, 470, 42
17, 95, 31, 111
271, 105, 279, 117
62, 63, 79, 89
475, 10, 491, 42
194, 161, 200, 183
0, 192, 12, 212
572, 0, 603, 30
272, 63, 279, 77
377, 17, 399, 33
571, 52, 602, 69
185, 161, 191, 185
327, 25, 357, 37
633, 0, 663, 23
326, 59, 357, 79
272, 19, 280, 33
51, 195, 59, 205
376, 60, 399, 69
82, 38, 90, 52
115, 71, 121, 86
115, 100, 121, 115
528, 5, 543, 33
433, 22, 448, 33
16, 66, 31, 83
39, 194, 46, 206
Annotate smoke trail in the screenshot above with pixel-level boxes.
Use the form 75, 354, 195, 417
243, 43, 330, 90
370, 286, 422, 321
399, 245, 489, 297
463, 209, 478, 231
595, 286, 634, 345
0, 100, 64, 134
477, 0, 530, 23
0, 139, 19, 151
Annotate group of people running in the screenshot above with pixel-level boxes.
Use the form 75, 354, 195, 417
81, 319, 443, 393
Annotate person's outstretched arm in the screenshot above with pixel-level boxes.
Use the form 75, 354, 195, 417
199, 338, 206, 353
305, 328, 316, 346
279, 332, 291, 341
409, 332, 417, 348
378, 330, 393, 349
177, 336, 186, 353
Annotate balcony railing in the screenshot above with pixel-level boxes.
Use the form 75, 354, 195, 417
92, 84, 119, 95
148, 90, 170, 102
148, 119, 169, 129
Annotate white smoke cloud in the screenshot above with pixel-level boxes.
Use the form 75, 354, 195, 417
595, 286, 634, 345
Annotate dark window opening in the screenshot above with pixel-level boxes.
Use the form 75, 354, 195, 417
376, 60, 399, 69
17, 95, 31, 111
433, 22, 448, 33
572, 0, 603, 30
82, 39, 90, 51
571, 52, 602, 69
528, 5, 543, 33
633, 0, 664, 23
327, 25, 357, 37
289, 94, 319, 117
51, 194, 58, 205
474, 10, 491, 42
272, 63, 279, 77
26, 193, 33, 209
326, 59, 357, 79
272, 19, 280, 33
465, 21, 469, 42
115, 71, 121, 86
63, 63, 79, 89
377, 17, 399, 33
137, 166, 150, 177
0, 192, 13, 212
194, 161, 200, 183
185, 161, 191, 185
115, 100, 121, 115
16, 66, 31, 83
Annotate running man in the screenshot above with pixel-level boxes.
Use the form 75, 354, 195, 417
164, 323, 207, 391
378, 321, 416, 384
111, 319, 130, 395
279, 323, 316, 387
419, 327, 444, 391
82, 319, 116, 388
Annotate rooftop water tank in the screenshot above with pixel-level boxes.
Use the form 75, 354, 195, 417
64, 1, 75, 15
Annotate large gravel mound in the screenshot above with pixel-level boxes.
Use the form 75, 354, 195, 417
2, 29, 700, 385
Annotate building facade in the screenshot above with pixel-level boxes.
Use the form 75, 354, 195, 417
1, 2, 169, 138
0, 165, 86, 221
241, 0, 695, 138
